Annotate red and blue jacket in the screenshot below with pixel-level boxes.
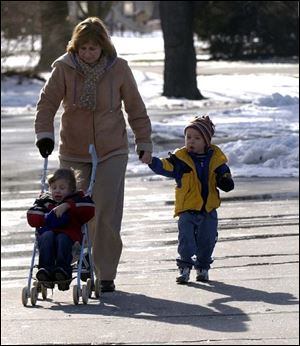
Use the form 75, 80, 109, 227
27, 190, 95, 243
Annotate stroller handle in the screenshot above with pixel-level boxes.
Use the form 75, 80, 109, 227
86, 144, 98, 196
41, 157, 48, 193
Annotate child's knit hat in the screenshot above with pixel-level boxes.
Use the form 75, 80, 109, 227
184, 115, 215, 146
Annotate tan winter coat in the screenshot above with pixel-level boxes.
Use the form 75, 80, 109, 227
35, 53, 152, 162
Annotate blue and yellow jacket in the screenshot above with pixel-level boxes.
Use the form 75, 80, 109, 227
149, 145, 234, 216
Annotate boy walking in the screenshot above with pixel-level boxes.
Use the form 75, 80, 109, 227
148, 116, 234, 284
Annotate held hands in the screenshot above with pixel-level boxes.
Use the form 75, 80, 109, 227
139, 151, 152, 164
52, 203, 70, 217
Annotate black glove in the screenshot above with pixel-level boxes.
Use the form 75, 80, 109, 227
139, 150, 145, 159
36, 138, 54, 158
217, 174, 234, 192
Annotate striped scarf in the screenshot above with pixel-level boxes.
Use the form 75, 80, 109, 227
76, 55, 108, 111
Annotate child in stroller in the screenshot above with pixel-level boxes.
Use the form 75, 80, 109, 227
22, 144, 98, 306
27, 168, 95, 291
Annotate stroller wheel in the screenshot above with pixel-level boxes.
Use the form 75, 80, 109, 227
82, 285, 89, 304
30, 286, 38, 306
73, 285, 80, 305
94, 278, 101, 298
86, 278, 92, 298
41, 285, 48, 300
22, 287, 29, 306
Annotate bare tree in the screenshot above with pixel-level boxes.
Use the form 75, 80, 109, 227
68, 1, 114, 22
87, 1, 113, 18
159, 1, 204, 100
36, 1, 71, 72
36, 1, 115, 72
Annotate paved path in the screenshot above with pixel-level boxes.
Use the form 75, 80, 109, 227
1, 175, 299, 345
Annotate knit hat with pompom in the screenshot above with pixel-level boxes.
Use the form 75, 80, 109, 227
184, 115, 215, 146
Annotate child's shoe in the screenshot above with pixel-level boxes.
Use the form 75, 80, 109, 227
36, 268, 51, 281
36, 268, 54, 289
54, 267, 72, 291
176, 267, 190, 284
196, 268, 209, 282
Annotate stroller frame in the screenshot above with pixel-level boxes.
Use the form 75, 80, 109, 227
22, 144, 100, 306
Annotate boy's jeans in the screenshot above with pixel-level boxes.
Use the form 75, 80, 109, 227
38, 230, 74, 276
176, 210, 218, 270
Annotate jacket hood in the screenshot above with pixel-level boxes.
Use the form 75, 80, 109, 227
51, 53, 76, 69
51, 48, 118, 71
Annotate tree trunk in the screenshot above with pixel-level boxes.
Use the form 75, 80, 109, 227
87, 1, 114, 20
159, 1, 204, 100
36, 1, 71, 72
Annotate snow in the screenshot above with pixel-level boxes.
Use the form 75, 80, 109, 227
1, 31, 299, 177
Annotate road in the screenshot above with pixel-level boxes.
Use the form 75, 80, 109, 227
1, 174, 299, 345
1, 61, 299, 344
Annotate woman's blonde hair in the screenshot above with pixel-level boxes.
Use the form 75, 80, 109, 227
67, 17, 115, 57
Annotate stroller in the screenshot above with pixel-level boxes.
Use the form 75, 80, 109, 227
22, 144, 100, 306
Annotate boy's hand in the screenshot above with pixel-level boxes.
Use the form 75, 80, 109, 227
53, 203, 70, 217
139, 151, 152, 164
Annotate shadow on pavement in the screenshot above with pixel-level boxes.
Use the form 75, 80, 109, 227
46, 288, 251, 333
40, 280, 299, 333
188, 280, 299, 313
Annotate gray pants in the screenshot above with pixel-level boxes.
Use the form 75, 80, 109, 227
60, 154, 128, 280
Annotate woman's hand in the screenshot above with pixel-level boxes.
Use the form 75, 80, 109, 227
139, 151, 152, 164
52, 203, 70, 217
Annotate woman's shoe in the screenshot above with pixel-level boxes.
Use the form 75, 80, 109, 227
100, 280, 115, 292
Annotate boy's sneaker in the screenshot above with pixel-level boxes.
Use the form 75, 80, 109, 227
196, 268, 209, 282
54, 267, 72, 291
176, 267, 190, 284
36, 268, 51, 281
36, 268, 54, 289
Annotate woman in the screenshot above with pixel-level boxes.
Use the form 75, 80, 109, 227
35, 17, 153, 292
